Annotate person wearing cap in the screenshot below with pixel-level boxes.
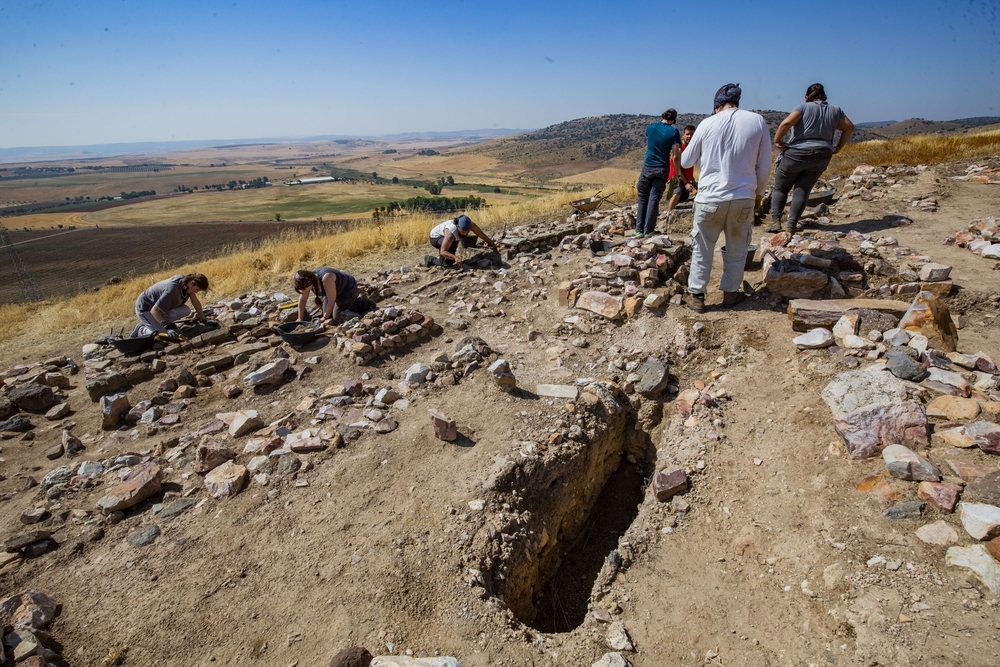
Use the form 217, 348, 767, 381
767, 83, 854, 233
132, 273, 208, 338
424, 214, 500, 268
293, 268, 374, 323
681, 83, 771, 312
634, 109, 684, 238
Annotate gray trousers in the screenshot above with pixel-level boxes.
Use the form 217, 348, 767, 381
133, 304, 191, 336
688, 199, 754, 295
770, 147, 833, 226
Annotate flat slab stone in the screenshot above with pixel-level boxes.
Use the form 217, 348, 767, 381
915, 520, 959, 545
96, 462, 162, 514
653, 469, 688, 501
918, 481, 962, 512
834, 401, 928, 459
793, 328, 833, 349
576, 291, 622, 319
822, 369, 908, 418
926, 395, 980, 421
536, 384, 579, 400
959, 502, 1000, 540
882, 444, 940, 481
946, 544, 1000, 594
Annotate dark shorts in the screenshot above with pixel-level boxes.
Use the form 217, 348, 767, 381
675, 183, 690, 203
430, 234, 479, 250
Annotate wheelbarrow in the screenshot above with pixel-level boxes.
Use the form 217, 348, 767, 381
568, 191, 617, 214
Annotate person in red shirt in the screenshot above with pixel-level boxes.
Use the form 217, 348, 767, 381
667, 125, 697, 215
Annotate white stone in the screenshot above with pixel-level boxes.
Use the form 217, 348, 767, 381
606, 621, 634, 652
204, 461, 247, 499
793, 328, 833, 349
243, 358, 290, 386
822, 368, 908, 418
882, 328, 911, 347
926, 367, 972, 396
592, 653, 630, 667
404, 363, 431, 384
643, 292, 667, 309
882, 444, 940, 481
919, 263, 952, 282
246, 455, 269, 473
832, 314, 859, 342
536, 384, 579, 399
907, 334, 929, 355
982, 243, 1000, 259
371, 657, 462, 667
842, 334, 873, 350
228, 410, 263, 437
959, 502, 1000, 540
946, 544, 1000, 594
915, 520, 959, 546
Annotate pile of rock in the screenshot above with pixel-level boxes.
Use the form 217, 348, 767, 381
0, 589, 65, 665
943, 217, 1000, 261
333, 307, 440, 365
1, 358, 75, 440
759, 230, 868, 299
810, 290, 1000, 592
840, 164, 926, 203
558, 235, 692, 321
951, 163, 1000, 184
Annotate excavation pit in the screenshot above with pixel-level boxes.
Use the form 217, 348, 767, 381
479, 380, 658, 634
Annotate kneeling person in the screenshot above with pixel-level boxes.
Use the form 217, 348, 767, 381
133, 273, 208, 338
425, 214, 499, 268
294, 268, 374, 324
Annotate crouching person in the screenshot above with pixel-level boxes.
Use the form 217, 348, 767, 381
294, 268, 375, 324
424, 214, 499, 268
132, 273, 208, 338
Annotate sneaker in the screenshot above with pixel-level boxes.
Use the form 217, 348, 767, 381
686, 292, 706, 313
722, 291, 747, 307
631, 230, 645, 239
764, 220, 783, 233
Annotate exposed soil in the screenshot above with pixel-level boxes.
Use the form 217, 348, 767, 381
1, 162, 1000, 667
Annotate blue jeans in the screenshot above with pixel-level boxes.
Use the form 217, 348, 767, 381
688, 199, 754, 294
771, 147, 833, 226
636, 166, 668, 235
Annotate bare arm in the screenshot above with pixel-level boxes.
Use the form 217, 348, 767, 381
321, 273, 339, 319
297, 291, 310, 321
670, 143, 684, 183
680, 131, 700, 170
773, 111, 801, 150
756, 121, 773, 196
189, 292, 205, 321
834, 115, 854, 153
470, 223, 500, 253
439, 230, 462, 265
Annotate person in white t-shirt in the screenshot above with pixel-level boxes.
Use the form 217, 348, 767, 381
424, 214, 500, 268
680, 83, 771, 312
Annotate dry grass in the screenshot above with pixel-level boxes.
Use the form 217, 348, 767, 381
828, 128, 1000, 176
0, 183, 635, 349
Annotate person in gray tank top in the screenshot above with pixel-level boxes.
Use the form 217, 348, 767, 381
293, 268, 373, 323
767, 83, 854, 233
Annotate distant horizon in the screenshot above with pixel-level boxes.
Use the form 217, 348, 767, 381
3, 0, 997, 151
5, 110, 1000, 164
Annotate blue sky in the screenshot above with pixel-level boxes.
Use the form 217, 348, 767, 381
1, 0, 998, 148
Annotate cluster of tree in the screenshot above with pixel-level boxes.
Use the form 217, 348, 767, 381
382, 149, 397, 154
379, 195, 486, 214
63, 195, 91, 202
120, 190, 156, 200
201, 176, 270, 191
417, 149, 439, 156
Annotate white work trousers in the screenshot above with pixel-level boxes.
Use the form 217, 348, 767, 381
687, 198, 754, 295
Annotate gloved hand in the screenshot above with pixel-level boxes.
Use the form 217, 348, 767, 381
201, 319, 219, 328
164, 323, 180, 340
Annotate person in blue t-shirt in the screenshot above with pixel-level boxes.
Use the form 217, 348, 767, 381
635, 108, 684, 237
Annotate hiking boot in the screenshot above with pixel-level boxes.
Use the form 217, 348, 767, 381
783, 223, 798, 235
686, 292, 706, 313
722, 291, 747, 307
423, 255, 438, 268
764, 220, 783, 233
